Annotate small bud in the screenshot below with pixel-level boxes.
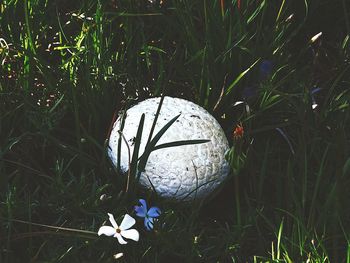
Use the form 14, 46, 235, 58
194, 236, 199, 244
113, 252, 124, 260
310, 32, 322, 43
99, 194, 107, 201
285, 14, 294, 22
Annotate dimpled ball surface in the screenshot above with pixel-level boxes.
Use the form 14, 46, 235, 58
108, 96, 230, 200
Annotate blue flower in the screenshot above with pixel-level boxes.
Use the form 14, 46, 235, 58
259, 60, 273, 78
134, 199, 161, 231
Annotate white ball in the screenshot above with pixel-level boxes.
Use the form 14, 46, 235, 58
108, 96, 230, 200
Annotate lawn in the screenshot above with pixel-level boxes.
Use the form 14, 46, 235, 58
1, 0, 350, 262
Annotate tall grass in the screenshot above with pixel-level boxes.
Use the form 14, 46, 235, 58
1, 0, 350, 262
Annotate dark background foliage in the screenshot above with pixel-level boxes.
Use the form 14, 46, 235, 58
1, 0, 350, 262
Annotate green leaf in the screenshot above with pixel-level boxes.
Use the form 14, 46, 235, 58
151, 139, 210, 152
247, 0, 265, 24
225, 58, 260, 96
276, 0, 286, 23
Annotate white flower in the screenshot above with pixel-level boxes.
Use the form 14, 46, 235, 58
98, 213, 139, 244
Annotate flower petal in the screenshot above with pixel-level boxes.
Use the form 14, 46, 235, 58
98, 226, 116, 236
108, 213, 118, 229
144, 217, 154, 231
120, 214, 136, 230
138, 199, 147, 210
147, 207, 161, 218
134, 206, 146, 217
134, 205, 147, 218
114, 233, 128, 245
121, 229, 139, 242
134, 199, 147, 217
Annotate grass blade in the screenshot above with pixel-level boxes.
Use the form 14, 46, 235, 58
128, 113, 145, 190
151, 139, 210, 151
225, 58, 260, 95
138, 114, 181, 174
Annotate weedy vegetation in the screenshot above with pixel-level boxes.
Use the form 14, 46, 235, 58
1, 0, 350, 262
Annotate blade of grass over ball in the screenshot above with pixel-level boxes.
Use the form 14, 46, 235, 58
225, 58, 260, 96
145, 174, 158, 197
152, 139, 210, 151
117, 109, 127, 171
138, 114, 181, 176
146, 94, 166, 146
129, 113, 145, 183
180, 177, 218, 201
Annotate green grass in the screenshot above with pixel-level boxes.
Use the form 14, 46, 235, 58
1, 0, 350, 262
